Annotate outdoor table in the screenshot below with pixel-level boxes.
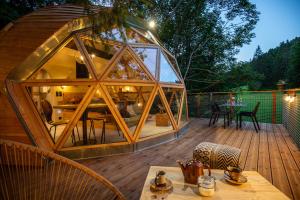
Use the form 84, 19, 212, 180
53, 103, 107, 145
140, 166, 289, 200
220, 102, 246, 128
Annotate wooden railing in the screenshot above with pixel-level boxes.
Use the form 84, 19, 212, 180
282, 90, 300, 148
187, 89, 300, 148
187, 90, 283, 124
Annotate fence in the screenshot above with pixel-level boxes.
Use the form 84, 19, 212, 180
282, 90, 300, 147
188, 91, 283, 124
187, 89, 300, 148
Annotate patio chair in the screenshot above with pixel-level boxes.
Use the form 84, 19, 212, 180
41, 99, 79, 143
208, 103, 230, 128
0, 139, 125, 200
239, 102, 260, 133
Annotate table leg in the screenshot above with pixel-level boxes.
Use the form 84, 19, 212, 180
82, 111, 88, 145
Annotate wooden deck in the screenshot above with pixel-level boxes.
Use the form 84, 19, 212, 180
80, 119, 300, 200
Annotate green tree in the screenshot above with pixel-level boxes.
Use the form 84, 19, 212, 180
288, 40, 300, 87
147, 0, 259, 92
224, 62, 264, 91
253, 45, 263, 59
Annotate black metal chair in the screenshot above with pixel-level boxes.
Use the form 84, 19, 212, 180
239, 102, 260, 133
41, 99, 79, 143
209, 103, 230, 128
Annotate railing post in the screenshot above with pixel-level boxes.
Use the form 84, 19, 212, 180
196, 94, 200, 117
272, 91, 276, 124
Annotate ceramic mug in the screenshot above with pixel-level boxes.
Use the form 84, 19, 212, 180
224, 166, 242, 181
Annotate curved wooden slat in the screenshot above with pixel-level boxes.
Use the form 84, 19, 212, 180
0, 139, 126, 200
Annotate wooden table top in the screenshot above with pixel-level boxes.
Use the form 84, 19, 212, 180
53, 103, 107, 109
140, 166, 290, 200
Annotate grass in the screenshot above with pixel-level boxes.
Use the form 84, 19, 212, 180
188, 91, 283, 124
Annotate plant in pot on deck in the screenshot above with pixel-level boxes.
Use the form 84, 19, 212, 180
156, 104, 170, 126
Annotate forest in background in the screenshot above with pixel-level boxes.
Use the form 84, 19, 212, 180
1, 0, 299, 92
225, 37, 300, 91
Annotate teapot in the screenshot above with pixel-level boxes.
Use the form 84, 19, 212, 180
177, 159, 211, 184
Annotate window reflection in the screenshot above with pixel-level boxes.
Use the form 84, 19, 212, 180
165, 52, 181, 77
126, 29, 151, 44
63, 88, 126, 147
32, 39, 91, 80
81, 35, 120, 76
162, 87, 183, 122
140, 93, 173, 138
97, 28, 125, 42
26, 85, 89, 143
106, 85, 153, 135
180, 95, 188, 126
107, 51, 150, 80
159, 52, 181, 83
133, 47, 157, 77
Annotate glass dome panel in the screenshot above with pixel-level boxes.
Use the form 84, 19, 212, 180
159, 52, 181, 84
80, 35, 121, 77
105, 85, 154, 136
26, 85, 91, 143
162, 87, 183, 122
63, 86, 127, 147
126, 29, 152, 44
107, 50, 151, 81
139, 91, 174, 138
133, 47, 157, 77
31, 39, 92, 80
180, 95, 188, 126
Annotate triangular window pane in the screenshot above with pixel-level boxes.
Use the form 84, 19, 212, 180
63, 87, 126, 147
26, 85, 90, 143
165, 52, 182, 78
31, 39, 92, 80
126, 29, 152, 44
80, 35, 121, 76
96, 28, 125, 43
105, 85, 154, 136
162, 87, 183, 122
140, 92, 174, 138
133, 47, 157, 77
107, 51, 151, 80
159, 52, 181, 83
180, 95, 188, 126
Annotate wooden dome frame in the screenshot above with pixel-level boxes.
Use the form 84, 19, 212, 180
3, 5, 189, 158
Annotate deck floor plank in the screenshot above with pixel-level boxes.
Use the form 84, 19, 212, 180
268, 123, 293, 199
257, 123, 272, 183
80, 119, 300, 200
273, 124, 300, 199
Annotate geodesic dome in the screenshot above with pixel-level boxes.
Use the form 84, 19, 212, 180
2, 5, 188, 158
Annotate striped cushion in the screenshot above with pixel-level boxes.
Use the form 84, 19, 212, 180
193, 142, 241, 169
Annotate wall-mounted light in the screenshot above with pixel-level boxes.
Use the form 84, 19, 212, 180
91, 54, 95, 58
285, 92, 296, 103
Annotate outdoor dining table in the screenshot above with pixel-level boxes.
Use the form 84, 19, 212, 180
53, 103, 107, 145
220, 102, 246, 128
140, 166, 289, 200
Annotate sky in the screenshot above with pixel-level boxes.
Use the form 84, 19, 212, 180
236, 0, 300, 61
